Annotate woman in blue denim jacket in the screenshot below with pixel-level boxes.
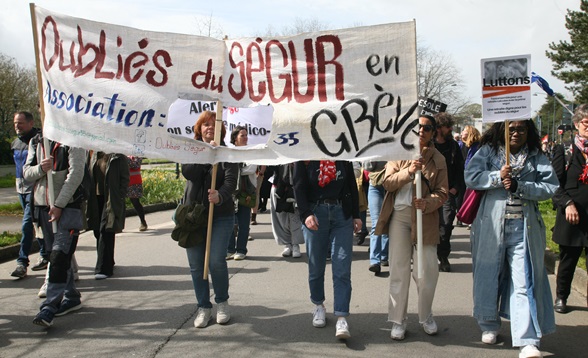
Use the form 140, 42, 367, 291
465, 120, 558, 358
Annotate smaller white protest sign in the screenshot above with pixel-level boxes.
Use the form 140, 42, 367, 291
481, 54, 531, 122
222, 106, 273, 147
166, 99, 273, 146
166, 100, 219, 138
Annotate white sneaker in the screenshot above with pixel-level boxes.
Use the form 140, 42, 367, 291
519, 345, 542, 358
335, 318, 351, 339
216, 301, 230, 324
391, 322, 407, 340
234, 253, 246, 260
194, 307, 212, 328
422, 315, 438, 335
292, 244, 301, 258
312, 305, 326, 327
38, 282, 47, 298
481, 331, 497, 344
282, 245, 292, 257
226, 253, 235, 260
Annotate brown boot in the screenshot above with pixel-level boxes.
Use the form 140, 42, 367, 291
250, 213, 257, 225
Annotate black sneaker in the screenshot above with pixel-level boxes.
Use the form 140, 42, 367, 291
33, 309, 54, 327
31, 258, 49, 271
55, 300, 83, 317
10, 264, 27, 278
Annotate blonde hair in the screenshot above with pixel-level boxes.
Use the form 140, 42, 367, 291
463, 125, 481, 147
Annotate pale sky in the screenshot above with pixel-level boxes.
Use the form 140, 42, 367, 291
0, 0, 580, 113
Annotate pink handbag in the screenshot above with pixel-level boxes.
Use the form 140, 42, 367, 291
456, 188, 484, 224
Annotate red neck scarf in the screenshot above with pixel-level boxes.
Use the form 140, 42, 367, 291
318, 160, 337, 187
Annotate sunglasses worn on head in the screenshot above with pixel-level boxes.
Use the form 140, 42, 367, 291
509, 126, 527, 135
419, 124, 434, 132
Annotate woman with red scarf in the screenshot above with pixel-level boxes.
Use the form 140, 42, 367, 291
552, 103, 588, 314
293, 160, 362, 340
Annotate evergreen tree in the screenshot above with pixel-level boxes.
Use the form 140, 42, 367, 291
546, 0, 588, 103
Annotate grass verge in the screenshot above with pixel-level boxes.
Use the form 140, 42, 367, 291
0, 231, 20, 248
0, 174, 15, 188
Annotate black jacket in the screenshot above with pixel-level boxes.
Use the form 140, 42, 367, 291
293, 161, 360, 222
552, 144, 588, 247
181, 162, 238, 217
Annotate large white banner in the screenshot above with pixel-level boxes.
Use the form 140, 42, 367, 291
33, 5, 419, 164
481, 54, 532, 123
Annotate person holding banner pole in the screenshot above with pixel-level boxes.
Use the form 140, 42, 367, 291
374, 115, 448, 340
181, 110, 238, 329
24, 135, 86, 327
465, 120, 558, 357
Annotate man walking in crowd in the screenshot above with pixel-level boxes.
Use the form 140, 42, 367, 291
24, 133, 86, 327
10, 111, 47, 278
434, 112, 464, 272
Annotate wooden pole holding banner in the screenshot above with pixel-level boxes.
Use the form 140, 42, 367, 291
504, 120, 510, 166
29, 3, 57, 233
203, 101, 223, 280
415, 168, 424, 279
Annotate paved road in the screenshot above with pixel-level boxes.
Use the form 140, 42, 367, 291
1, 209, 587, 358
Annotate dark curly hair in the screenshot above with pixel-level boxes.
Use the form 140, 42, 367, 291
480, 120, 541, 153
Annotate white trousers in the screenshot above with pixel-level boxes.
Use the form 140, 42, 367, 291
387, 207, 439, 324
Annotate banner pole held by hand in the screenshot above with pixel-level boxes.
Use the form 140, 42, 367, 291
505, 120, 510, 166
416, 169, 424, 280
30, 4, 57, 233
203, 101, 223, 280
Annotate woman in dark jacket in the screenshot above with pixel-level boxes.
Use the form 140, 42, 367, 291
182, 111, 238, 329
88, 152, 129, 280
552, 104, 588, 314
293, 160, 362, 340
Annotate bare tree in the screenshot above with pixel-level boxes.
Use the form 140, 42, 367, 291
0, 53, 39, 164
417, 45, 469, 114
193, 12, 225, 39
257, 17, 330, 37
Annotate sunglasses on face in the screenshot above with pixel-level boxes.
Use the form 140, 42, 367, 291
509, 126, 527, 135
419, 124, 434, 132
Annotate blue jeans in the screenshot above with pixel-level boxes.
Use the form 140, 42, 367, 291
478, 219, 540, 347
368, 184, 389, 264
186, 215, 234, 308
302, 203, 353, 317
38, 207, 82, 313
228, 204, 250, 255
17, 193, 46, 266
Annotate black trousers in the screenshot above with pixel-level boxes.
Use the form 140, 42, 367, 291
130, 197, 146, 223
556, 245, 587, 300
94, 195, 116, 276
437, 193, 457, 259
